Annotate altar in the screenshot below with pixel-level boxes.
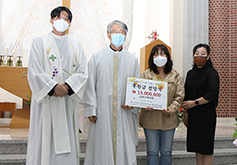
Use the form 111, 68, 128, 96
0, 67, 31, 129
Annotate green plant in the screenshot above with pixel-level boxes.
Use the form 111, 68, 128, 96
27, 96, 31, 107
233, 117, 237, 138
178, 107, 183, 120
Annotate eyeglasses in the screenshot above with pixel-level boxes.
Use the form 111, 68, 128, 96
110, 30, 125, 34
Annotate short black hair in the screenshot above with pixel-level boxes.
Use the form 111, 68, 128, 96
148, 44, 173, 74
192, 43, 213, 68
50, 6, 72, 22
192, 43, 210, 56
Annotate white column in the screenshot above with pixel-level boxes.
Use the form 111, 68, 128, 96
183, 0, 209, 77
169, 0, 184, 78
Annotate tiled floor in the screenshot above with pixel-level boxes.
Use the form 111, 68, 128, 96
0, 118, 236, 140
138, 117, 237, 139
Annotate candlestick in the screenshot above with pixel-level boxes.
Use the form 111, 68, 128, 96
16, 56, 22, 67
7, 56, 13, 66
0, 55, 4, 66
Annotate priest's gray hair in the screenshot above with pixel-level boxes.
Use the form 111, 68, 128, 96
107, 20, 128, 35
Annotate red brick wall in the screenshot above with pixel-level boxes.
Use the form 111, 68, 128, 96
209, 0, 237, 117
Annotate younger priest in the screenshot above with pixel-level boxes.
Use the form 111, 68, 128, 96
26, 6, 88, 165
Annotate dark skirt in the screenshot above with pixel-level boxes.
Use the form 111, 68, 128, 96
187, 103, 216, 155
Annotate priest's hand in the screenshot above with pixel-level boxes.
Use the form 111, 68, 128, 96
88, 116, 97, 124
145, 106, 153, 111
63, 83, 70, 91
53, 93, 59, 97
161, 108, 170, 116
54, 83, 68, 97
121, 104, 132, 110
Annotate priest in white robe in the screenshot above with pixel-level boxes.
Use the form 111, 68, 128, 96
26, 6, 88, 165
83, 20, 140, 165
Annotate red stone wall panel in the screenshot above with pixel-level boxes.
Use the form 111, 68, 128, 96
209, 0, 237, 117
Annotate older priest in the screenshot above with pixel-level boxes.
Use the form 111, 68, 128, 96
83, 20, 140, 165
26, 6, 88, 165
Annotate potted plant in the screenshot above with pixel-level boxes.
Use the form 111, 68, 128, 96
233, 117, 237, 147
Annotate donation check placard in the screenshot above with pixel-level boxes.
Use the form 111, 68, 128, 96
125, 76, 168, 110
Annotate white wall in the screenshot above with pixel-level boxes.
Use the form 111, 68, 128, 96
129, 0, 171, 62
145, 0, 170, 46
0, 0, 185, 109
0, 87, 22, 109
129, 0, 184, 77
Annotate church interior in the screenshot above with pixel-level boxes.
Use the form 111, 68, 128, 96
0, 0, 236, 164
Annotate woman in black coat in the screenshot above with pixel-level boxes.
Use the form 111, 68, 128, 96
182, 43, 219, 165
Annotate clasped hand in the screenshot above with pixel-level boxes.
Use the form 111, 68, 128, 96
53, 83, 69, 97
182, 100, 195, 110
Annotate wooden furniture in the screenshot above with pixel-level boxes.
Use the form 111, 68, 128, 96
0, 66, 31, 128
0, 102, 16, 118
10, 109, 30, 129
0, 66, 31, 101
140, 39, 171, 73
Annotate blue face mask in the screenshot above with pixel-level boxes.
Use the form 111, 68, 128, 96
111, 34, 125, 47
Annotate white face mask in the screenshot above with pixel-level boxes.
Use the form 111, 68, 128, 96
153, 56, 167, 67
53, 19, 69, 32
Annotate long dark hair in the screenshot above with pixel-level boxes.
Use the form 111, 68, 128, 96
148, 44, 173, 74
192, 43, 213, 69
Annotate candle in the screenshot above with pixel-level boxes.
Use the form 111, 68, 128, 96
8, 43, 13, 56
0, 43, 4, 55
18, 43, 23, 56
